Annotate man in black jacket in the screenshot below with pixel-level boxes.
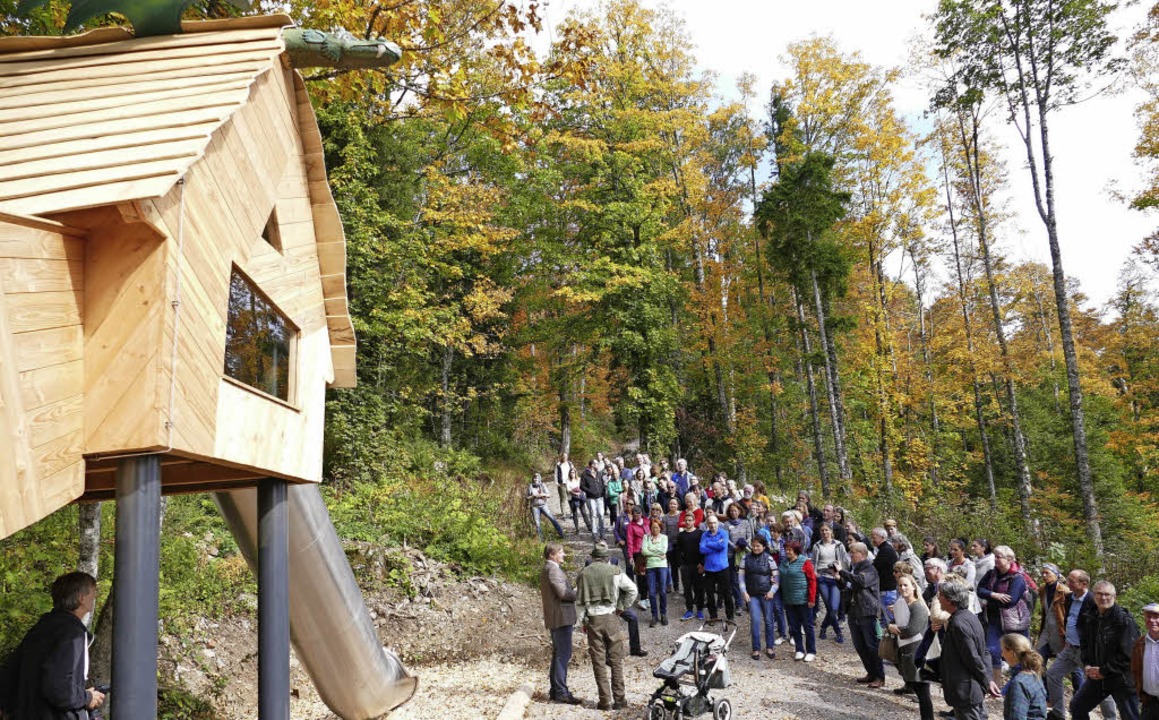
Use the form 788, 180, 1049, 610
837, 542, 885, 688
871, 527, 899, 625
5, 572, 104, 720
938, 575, 998, 720
1071, 581, 1141, 720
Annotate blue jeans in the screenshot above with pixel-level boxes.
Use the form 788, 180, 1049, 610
549, 625, 573, 699
532, 505, 564, 541
771, 590, 787, 638
817, 576, 843, 636
728, 556, 745, 610
647, 567, 670, 619
748, 595, 776, 652
620, 608, 642, 654
985, 616, 1026, 669
785, 604, 816, 654
850, 616, 884, 680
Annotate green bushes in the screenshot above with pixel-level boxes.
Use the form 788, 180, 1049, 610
1120, 573, 1159, 631
325, 471, 539, 586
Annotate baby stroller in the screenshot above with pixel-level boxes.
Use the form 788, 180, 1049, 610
644, 618, 736, 720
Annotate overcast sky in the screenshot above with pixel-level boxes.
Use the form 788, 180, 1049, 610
536, 0, 1156, 307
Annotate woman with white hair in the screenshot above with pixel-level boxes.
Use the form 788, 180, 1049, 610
781, 510, 810, 552
977, 545, 1030, 684
891, 534, 928, 592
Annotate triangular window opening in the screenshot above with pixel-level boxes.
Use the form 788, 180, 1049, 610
262, 208, 283, 253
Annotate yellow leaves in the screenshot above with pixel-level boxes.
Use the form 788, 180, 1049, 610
463, 277, 512, 325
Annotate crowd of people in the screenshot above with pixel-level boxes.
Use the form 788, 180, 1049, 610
535, 452, 1159, 720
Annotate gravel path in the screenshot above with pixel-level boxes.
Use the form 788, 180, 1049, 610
205, 529, 1071, 720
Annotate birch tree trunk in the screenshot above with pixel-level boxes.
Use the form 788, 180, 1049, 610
794, 289, 829, 496
811, 267, 850, 490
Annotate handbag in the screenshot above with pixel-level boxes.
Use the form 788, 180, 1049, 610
878, 632, 900, 664
1000, 598, 1031, 633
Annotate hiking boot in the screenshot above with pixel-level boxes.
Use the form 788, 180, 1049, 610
660, 615, 668, 626
630, 649, 649, 657
597, 700, 613, 711
867, 678, 885, 689
855, 675, 874, 684
681, 611, 695, 621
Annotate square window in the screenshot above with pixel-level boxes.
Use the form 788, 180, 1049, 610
224, 268, 295, 401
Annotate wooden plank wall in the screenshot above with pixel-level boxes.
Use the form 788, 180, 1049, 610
143, 65, 330, 483
0, 215, 85, 538
68, 205, 169, 456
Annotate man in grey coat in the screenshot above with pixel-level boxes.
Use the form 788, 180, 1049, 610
939, 575, 1000, 720
541, 543, 581, 705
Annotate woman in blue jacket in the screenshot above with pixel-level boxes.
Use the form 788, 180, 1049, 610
699, 515, 734, 621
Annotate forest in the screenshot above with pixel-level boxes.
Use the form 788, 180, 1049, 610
2, 0, 1159, 658
303, 0, 1159, 581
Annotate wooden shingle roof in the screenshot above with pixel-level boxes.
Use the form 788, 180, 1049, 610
0, 16, 289, 216
0, 16, 357, 388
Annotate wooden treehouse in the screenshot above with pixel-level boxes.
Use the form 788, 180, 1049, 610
0, 15, 414, 719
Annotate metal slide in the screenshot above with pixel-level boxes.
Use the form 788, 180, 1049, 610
215, 485, 418, 719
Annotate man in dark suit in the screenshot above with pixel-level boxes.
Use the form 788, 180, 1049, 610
938, 575, 999, 720
540, 543, 581, 705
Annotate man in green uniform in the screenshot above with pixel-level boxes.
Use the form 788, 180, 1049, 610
576, 541, 638, 711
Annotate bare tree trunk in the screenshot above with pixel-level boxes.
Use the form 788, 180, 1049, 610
1032, 285, 1063, 415
868, 246, 894, 496
991, 7, 1103, 562
78, 502, 101, 580
956, 108, 1033, 529
811, 267, 850, 491
559, 384, 571, 459
1036, 111, 1103, 559
945, 171, 998, 509
795, 289, 829, 496
440, 345, 453, 447
907, 244, 940, 487
753, 225, 784, 487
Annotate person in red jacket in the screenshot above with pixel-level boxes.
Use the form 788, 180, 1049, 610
625, 506, 648, 606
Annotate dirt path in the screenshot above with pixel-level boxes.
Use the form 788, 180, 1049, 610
197, 530, 1014, 719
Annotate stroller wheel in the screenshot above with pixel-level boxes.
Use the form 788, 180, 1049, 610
646, 701, 668, 720
712, 698, 732, 720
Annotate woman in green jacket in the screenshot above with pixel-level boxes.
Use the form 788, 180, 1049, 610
605, 469, 623, 527
642, 519, 670, 627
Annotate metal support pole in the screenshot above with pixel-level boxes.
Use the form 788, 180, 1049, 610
112, 455, 161, 719
258, 478, 290, 720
